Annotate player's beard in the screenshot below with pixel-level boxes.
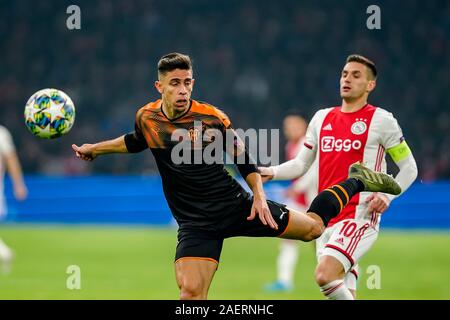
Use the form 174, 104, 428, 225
341, 90, 366, 102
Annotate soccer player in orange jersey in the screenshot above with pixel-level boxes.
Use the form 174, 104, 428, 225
73, 53, 401, 299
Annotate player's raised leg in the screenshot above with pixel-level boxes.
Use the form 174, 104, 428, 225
279, 176, 364, 240
175, 258, 217, 300
279, 162, 401, 242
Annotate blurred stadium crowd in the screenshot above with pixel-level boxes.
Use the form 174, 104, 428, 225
0, 0, 449, 180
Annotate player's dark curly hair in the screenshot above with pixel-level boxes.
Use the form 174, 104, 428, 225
158, 52, 192, 76
346, 54, 377, 79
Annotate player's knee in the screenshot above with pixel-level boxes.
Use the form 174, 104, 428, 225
315, 263, 338, 287
179, 279, 205, 300
304, 222, 324, 242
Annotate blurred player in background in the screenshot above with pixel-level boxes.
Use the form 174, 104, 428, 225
265, 112, 317, 292
260, 54, 418, 299
72, 52, 401, 300
0, 125, 28, 273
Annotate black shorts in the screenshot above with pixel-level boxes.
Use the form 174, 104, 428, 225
175, 197, 290, 264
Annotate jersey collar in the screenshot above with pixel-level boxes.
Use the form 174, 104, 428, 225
160, 99, 193, 122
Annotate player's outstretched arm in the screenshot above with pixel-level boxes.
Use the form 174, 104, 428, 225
259, 144, 316, 182
72, 135, 129, 161
259, 109, 322, 182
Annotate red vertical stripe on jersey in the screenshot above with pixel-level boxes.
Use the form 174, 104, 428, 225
375, 145, 385, 171
318, 105, 377, 227
375, 145, 382, 171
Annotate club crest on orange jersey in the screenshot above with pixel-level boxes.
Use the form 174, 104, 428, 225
188, 127, 201, 142
351, 119, 367, 135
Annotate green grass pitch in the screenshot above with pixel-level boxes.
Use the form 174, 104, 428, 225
0, 226, 449, 299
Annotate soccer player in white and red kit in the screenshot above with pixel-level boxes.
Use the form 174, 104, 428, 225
260, 55, 418, 299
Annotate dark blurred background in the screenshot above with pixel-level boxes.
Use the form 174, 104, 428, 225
1, 0, 449, 180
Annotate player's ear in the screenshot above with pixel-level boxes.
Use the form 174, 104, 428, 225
367, 79, 376, 93
155, 80, 163, 94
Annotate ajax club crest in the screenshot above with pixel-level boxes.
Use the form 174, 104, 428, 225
351, 119, 367, 135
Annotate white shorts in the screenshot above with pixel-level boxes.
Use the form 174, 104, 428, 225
316, 219, 379, 274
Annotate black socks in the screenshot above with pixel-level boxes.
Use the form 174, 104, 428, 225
307, 178, 365, 226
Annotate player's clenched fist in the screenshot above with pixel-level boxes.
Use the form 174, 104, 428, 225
365, 192, 390, 214
72, 144, 97, 161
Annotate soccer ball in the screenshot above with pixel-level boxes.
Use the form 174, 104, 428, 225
24, 88, 76, 139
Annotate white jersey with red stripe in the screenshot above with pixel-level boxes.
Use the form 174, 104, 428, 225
304, 104, 404, 228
